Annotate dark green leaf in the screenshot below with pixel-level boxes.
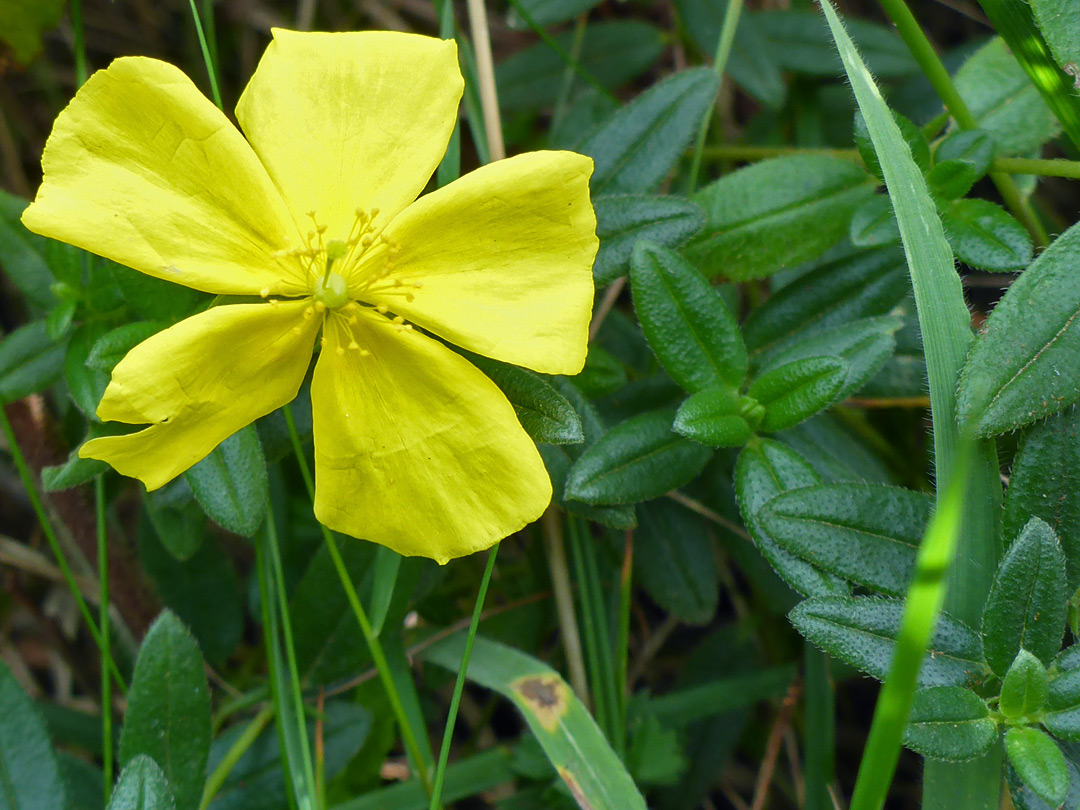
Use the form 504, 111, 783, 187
902, 686, 996, 762
0, 658, 66, 809
145, 480, 204, 561
183, 426, 269, 537
42, 425, 117, 491
958, 221, 1080, 435
790, 595, 989, 687
748, 356, 848, 433
1004, 408, 1080, 591
106, 260, 206, 323
686, 156, 875, 281
944, 198, 1033, 272
927, 130, 995, 200
575, 346, 628, 398
742, 246, 908, 354
120, 611, 211, 810
0, 0, 65, 64
629, 241, 746, 393
107, 756, 175, 810
753, 10, 918, 77
1001, 649, 1050, 718
0, 320, 66, 403
954, 38, 1061, 156
469, 356, 583, 445
759, 483, 930, 595
506, 0, 601, 28
0, 190, 56, 308
1030, 0, 1080, 70
1007, 739, 1080, 810
673, 388, 759, 448
87, 322, 166, 373
635, 498, 718, 625
540, 444, 638, 530
65, 323, 110, 419
59, 751, 104, 810
497, 22, 664, 112
581, 68, 720, 195
855, 110, 929, 180
593, 195, 705, 286
734, 438, 848, 597
1006, 727, 1070, 807
849, 195, 901, 247
982, 518, 1068, 676
565, 409, 713, 505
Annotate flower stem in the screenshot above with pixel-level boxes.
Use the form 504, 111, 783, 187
428, 543, 500, 810
281, 404, 435, 799
542, 507, 588, 702
686, 0, 744, 194
615, 530, 633, 752
0, 407, 126, 692
95, 477, 113, 803
465, 0, 505, 162
69, 0, 88, 88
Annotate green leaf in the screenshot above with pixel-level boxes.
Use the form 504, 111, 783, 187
42, 446, 109, 492
422, 634, 648, 810
849, 196, 900, 248
574, 345, 627, 398
0, 191, 56, 308
954, 37, 1062, 156
107, 756, 176, 810
635, 498, 718, 625
183, 426, 269, 537
87, 322, 166, 373
506, 0, 601, 28
982, 518, 1068, 676
1006, 727, 1070, 807
497, 21, 664, 112
120, 611, 211, 810
685, 155, 875, 281
927, 130, 996, 201
564, 409, 713, 505
754, 315, 902, 401
0, 0, 64, 65
902, 686, 997, 762
742, 246, 908, 354
206, 701, 370, 810
581, 68, 720, 195
629, 241, 746, 393
855, 109, 930, 180
593, 195, 704, 286
64, 323, 110, 420
1049, 645, 1080, 711
790, 595, 989, 688
540, 445, 637, 530
753, 9, 918, 77
106, 260, 206, 323
0, 658, 66, 809
138, 519, 242, 666
1001, 649, 1049, 719
1030, 0, 1080, 71
943, 198, 1033, 272
0, 320, 66, 403
673, 387, 760, 448
1004, 408, 1080, 591
145, 480, 204, 561
748, 356, 848, 433
759, 483, 930, 596
733, 438, 848, 597
468, 356, 583, 445
959, 221, 1080, 435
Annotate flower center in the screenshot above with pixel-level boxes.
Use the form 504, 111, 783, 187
314, 272, 349, 309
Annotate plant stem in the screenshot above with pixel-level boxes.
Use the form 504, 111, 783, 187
687, 0, 744, 193
69, 0, 88, 87
428, 544, 500, 810
465, 0, 505, 162
200, 706, 274, 809
542, 507, 589, 702
875, 0, 1049, 246
0, 408, 126, 692
281, 405, 435, 798
566, 516, 609, 733
187, 0, 223, 109
615, 530, 633, 751
550, 15, 588, 136
95, 477, 112, 803
802, 645, 834, 810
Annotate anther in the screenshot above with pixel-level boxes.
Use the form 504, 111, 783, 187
359, 349, 371, 357
392, 315, 405, 325
260, 287, 270, 298
336, 346, 345, 356
348, 340, 359, 350
314, 301, 327, 313
376, 304, 388, 314
303, 306, 315, 319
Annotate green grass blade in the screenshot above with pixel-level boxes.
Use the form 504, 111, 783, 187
819, 2, 1004, 807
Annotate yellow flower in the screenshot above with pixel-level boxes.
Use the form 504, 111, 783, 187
22, 30, 597, 563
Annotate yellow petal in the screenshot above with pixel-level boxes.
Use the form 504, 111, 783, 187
360, 151, 597, 375
81, 301, 320, 489
22, 57, 306, 296
311, 308, 552, 563
236, 29, 463, 245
